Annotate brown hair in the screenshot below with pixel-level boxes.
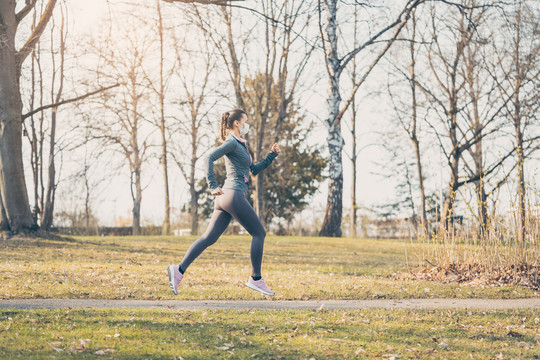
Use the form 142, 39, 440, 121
220, 108, 247, 141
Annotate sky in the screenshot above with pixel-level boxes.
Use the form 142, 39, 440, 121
21, 0, 538, 231
48, 0, 400, 230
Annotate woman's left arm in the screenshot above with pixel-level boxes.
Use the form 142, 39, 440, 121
250, 143, 280, 176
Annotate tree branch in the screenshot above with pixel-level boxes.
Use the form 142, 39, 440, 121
339, 0, 425, 71
21, 83, 121, 121
16, 0, 58, 68
16, 1, 36, 24
163, 0, 243, 5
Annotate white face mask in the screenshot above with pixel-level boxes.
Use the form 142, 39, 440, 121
240, 122, 249, 135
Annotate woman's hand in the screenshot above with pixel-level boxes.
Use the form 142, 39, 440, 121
211, 187, 224, 196
271, 143, 281, 154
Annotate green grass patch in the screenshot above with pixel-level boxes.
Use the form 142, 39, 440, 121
0, 307, 539, 359
0, 235, 538, 299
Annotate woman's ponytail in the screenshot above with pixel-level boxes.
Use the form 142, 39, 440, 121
219, 108, 247, 141
220, 112, 229, 141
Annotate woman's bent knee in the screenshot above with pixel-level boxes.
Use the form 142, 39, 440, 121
256, 228, 266, 239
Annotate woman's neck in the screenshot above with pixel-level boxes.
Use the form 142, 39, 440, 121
230, 128, 243, 139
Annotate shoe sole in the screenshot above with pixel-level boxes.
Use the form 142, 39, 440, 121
168, 265, 178, 295
245, 281, 274, 296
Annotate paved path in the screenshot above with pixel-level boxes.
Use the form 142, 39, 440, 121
1, 299, 539, 310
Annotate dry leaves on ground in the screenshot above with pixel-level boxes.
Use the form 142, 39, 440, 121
390, 263, 540, 290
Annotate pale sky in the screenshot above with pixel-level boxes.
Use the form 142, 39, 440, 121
23, 0, 536, 231
44, 0, 398, 230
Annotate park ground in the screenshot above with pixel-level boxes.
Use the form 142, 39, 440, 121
1, 235, 539, 359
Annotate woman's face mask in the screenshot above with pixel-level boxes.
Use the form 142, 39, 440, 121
240, 121, 249, 135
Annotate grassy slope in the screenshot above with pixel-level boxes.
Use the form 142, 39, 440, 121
0, 235, 537, 300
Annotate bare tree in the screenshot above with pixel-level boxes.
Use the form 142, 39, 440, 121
0, 0, 58, 233
416, 2, 519, 236
389, 8, 429, 238
144, 0, 175, 235
317, 0, 427, 237
168, 29, 217, 236
490, 1, 540, 245
86, 19, 154, 236
39, 5, 66, 231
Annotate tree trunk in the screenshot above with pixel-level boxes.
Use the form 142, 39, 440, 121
319, 0, 344, 237
40, 108, 57, 230
0, 1, 35, 233
439, 157, 459, 236
472, 130, 487, 240
515, 120, 526, 246
512, 5, 526, 247
190, 184, 199, 235
350, 102, 357, 239
253, 118, 266, 226
157, 0, 170, 235
161, 132, 171, 235
0, 198, 8, 230
222, 5, 245, 109
320, 125, 344, 237
254, 172, 265, 226
408, 13, 428, 239
413, 139, 427, 237
132, 168, 142, 236
41, 12, 65, 231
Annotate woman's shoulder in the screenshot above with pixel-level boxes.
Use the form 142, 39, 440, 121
212, 136, 237, 153
222, 136, 238, 147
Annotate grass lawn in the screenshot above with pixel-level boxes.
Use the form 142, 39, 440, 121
1, 235, 539, 359
1, 307, 539, 359
0, 235, 538, 300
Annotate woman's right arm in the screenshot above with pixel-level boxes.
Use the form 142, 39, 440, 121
205, 140, 237, 191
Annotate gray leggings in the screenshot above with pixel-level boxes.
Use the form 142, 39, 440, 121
179, 188, 266, 278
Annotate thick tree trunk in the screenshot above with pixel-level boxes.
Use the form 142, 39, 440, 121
319, 0, 344, 237
320, 126, 344, 237
0, 2, 35, 233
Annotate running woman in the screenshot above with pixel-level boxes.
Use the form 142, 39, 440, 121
168, 108, 280, 296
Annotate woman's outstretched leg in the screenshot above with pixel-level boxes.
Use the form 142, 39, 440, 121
178, 208, 232, 272
169, 198, 231, 295
224, 190, 274, 296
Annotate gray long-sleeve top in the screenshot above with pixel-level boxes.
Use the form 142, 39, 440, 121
205, 133, 278, 193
